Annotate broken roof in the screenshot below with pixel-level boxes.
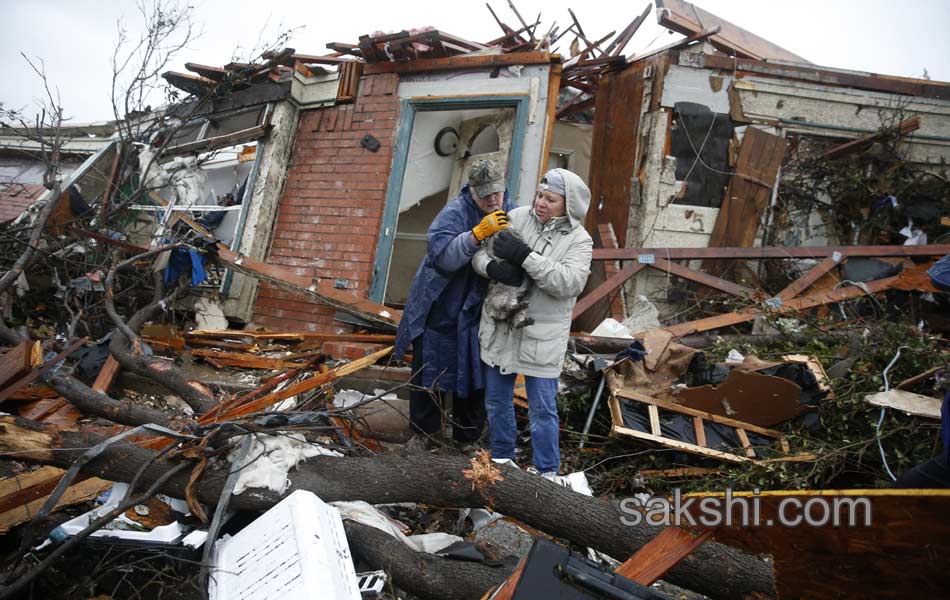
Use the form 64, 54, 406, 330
0, 182, 45, 222
656, 0, 810, 64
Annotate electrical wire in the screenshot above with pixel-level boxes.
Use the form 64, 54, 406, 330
876, 346, 909, 481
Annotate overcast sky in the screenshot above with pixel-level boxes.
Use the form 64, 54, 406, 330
3, 0, 949, 123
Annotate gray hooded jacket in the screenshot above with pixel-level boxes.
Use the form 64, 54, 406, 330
473, 169, 593, 378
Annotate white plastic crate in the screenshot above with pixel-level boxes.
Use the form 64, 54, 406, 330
209, 490, 361, 600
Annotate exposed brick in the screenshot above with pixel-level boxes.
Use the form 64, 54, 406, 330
253, 79, 401, 333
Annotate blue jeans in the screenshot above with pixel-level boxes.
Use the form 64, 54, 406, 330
484, 364, 560, 473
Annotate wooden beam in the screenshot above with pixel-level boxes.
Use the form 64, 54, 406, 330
693, 417, 706, 447
648, 404, 661, 436
649, 257, 757, 298
616, 526, 713, 585
822, 116, 920, 159
776, 254, 844, 301
362, 51, 555, 75
592, 244, 950, 261
655, 265, 909, 339
92, 356, 121, 394
572, 262, 647, 321
611, 425, 754, 463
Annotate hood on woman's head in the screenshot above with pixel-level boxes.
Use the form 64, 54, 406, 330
540, 168, 590, 227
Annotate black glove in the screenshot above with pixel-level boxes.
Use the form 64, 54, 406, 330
486, 260, 525, 286
493, 230, 532, 265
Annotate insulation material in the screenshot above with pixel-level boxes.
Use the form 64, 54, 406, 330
232, 433, 342, 495
194, 297, 229, 330
332, 501, 462, 553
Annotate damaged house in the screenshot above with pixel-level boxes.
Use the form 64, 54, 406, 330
104, 0, 950, 343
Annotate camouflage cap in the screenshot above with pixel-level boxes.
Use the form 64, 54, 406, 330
468, 159, 506, 198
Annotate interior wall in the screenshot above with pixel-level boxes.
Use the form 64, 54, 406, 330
397, 64, 552, 207
549, 121, 593, 183
398, 108, 499, 213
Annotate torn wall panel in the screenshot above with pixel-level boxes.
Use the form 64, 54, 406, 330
659, 64, 733, 114
730, 77, 950, 167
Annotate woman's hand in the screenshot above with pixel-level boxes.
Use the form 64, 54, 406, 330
493, 230, 532, 265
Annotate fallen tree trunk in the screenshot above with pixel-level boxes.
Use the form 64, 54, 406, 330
45, 370, 189, 428
0, 417, 775, 600
0, 318, 187, 429
344, 520, 513, 599
104, 261, 217, 415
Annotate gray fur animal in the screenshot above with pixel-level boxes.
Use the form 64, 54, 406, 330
483, 230, 534, 329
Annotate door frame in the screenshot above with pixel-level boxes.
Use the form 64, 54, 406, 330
369, 94, 530, 303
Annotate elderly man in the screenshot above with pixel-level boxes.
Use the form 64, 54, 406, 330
394, 159, 517, 450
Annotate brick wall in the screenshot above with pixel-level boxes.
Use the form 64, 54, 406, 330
252, 73, 400, 332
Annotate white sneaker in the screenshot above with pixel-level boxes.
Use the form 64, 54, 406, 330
491, 458, 519, 468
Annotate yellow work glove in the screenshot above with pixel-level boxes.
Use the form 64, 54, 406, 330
472, 210, 510, 242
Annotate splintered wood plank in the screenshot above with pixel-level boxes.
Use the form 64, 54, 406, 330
703, 127, 786, 277
0, 340, 35, 387
0, 468, 113, 534
776, 254, 845, 301
191, 348, 307, 370
616, 526, 713, 585
0, 338, 87, 402
201, 346, 393, 424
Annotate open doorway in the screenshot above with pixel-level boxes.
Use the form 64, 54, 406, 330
384, 107, 515, 305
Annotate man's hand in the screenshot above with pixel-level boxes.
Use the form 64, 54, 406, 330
472, 210, 509, 242
493, 230, 532, 265
486, 260, 525, 286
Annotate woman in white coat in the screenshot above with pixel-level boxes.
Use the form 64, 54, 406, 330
473, 168, 593, 476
